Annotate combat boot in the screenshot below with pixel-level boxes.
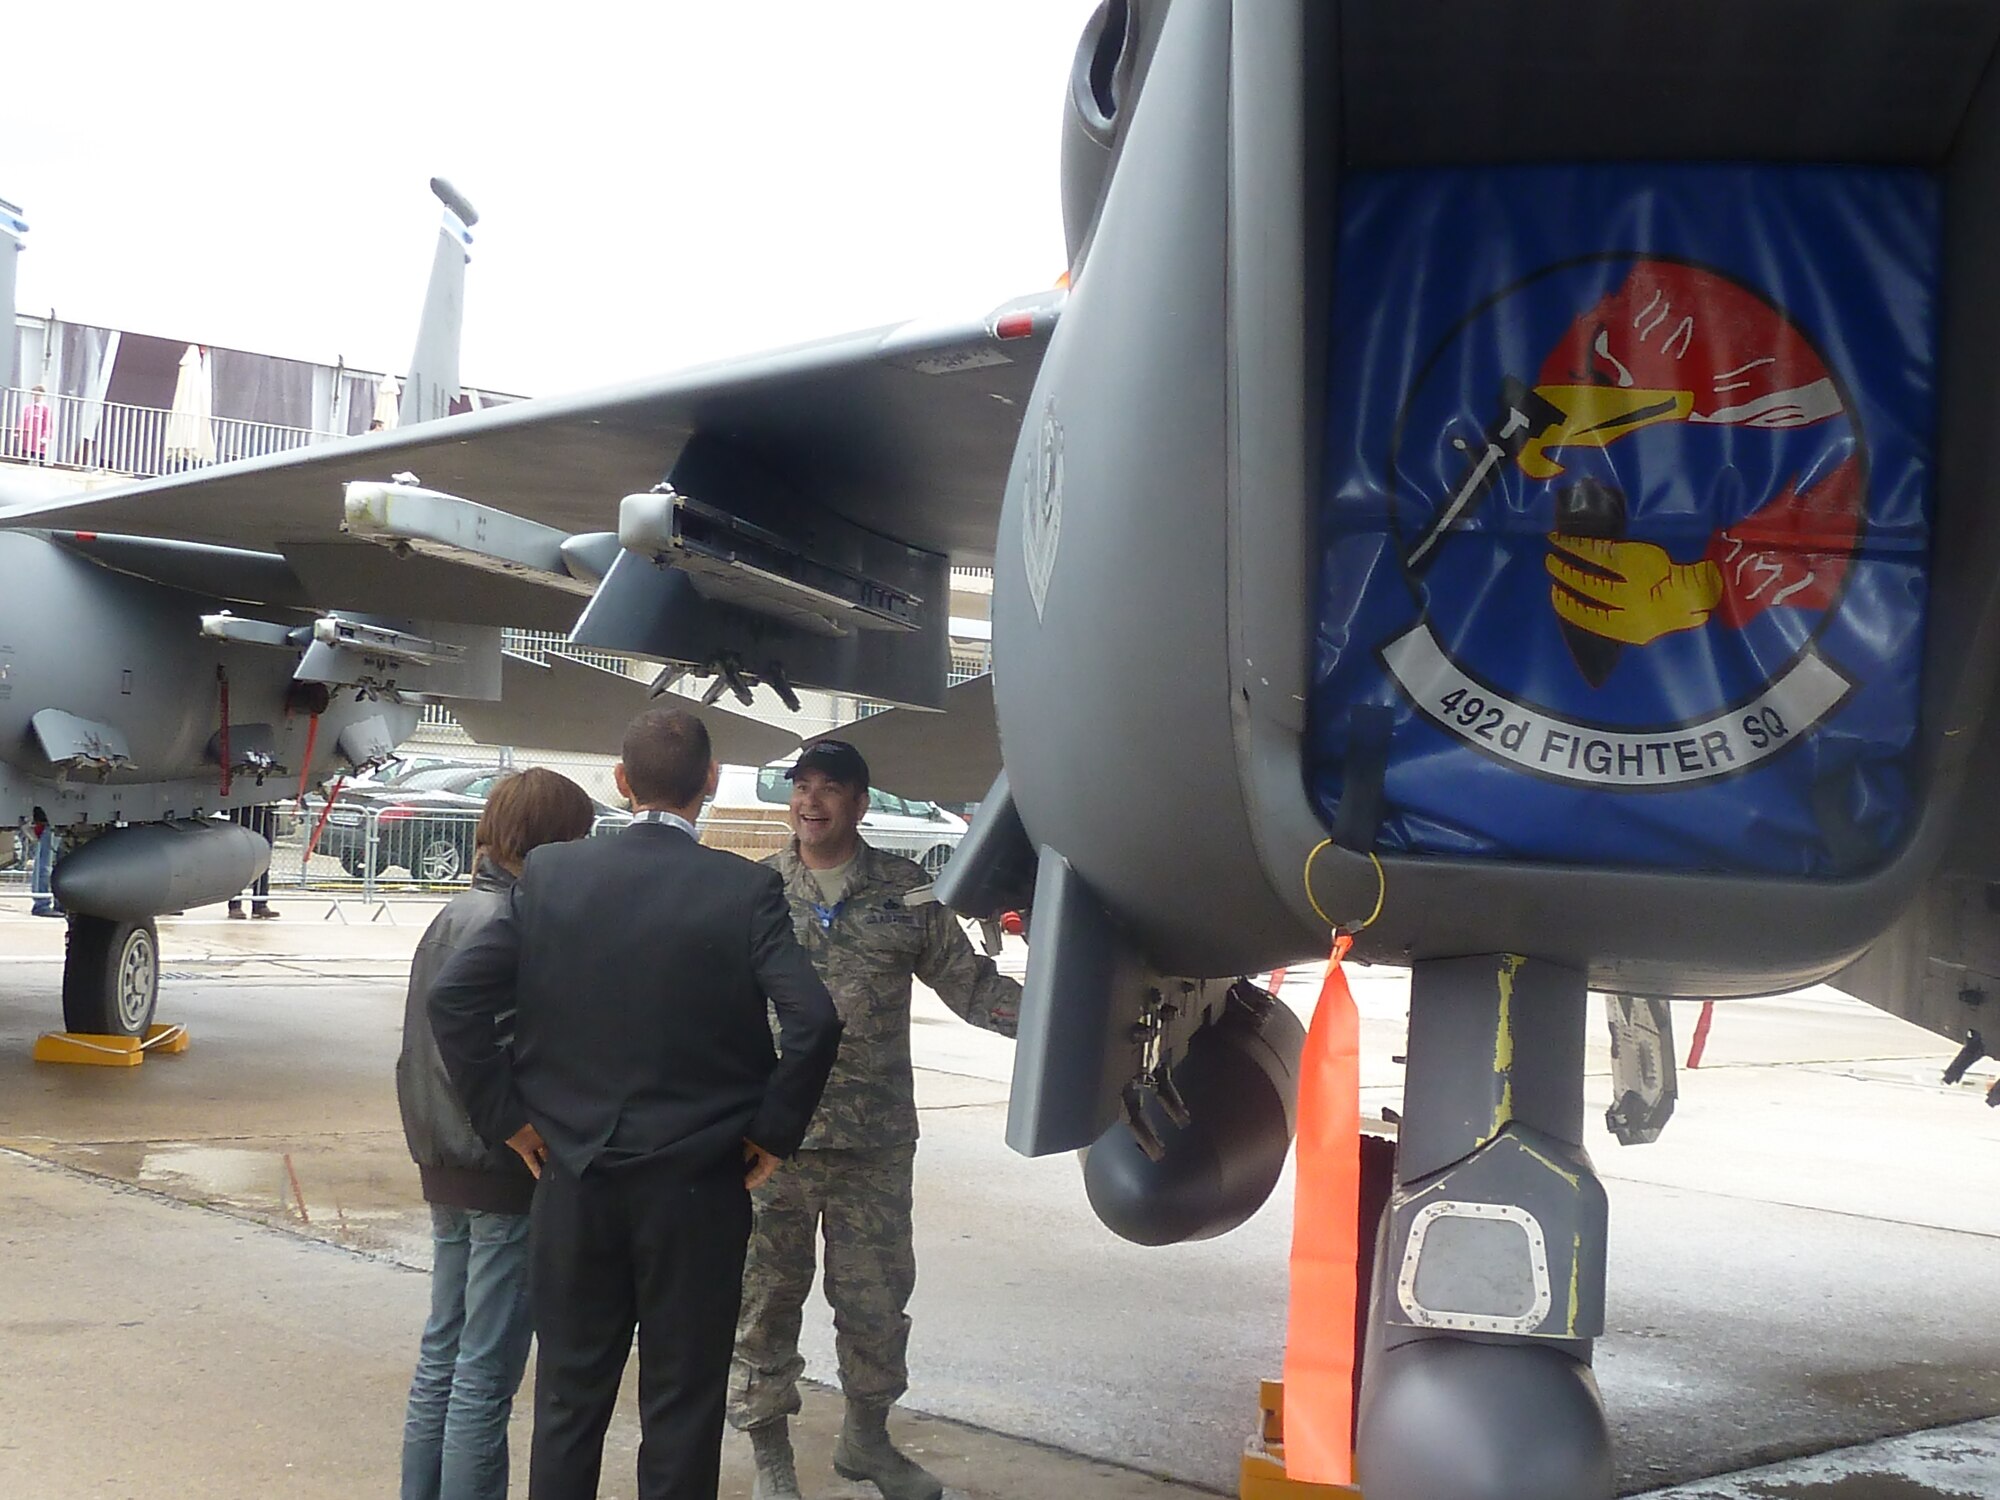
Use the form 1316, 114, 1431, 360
832, 1398, 944, 1500
748, 1419, 803, 1500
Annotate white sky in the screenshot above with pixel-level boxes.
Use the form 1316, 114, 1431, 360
1, 2, 1097, 397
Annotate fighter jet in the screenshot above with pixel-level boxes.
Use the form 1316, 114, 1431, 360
9, 3, 2000, 1497
0, 180, 544, 1039
0, 173, 1053, 1044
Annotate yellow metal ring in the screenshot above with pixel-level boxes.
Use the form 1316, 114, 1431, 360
1303, 839, 1386, 936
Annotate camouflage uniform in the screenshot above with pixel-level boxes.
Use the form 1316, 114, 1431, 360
729, 838, 1018, 1430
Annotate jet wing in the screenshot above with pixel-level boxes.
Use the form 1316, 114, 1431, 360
817, 674, 999, 804
451, 653, 799, 766
0, 292, 1061, 636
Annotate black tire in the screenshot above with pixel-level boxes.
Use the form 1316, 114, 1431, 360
62, 917, 160, 1037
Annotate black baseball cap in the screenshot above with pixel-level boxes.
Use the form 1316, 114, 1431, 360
786, 740, 870, 789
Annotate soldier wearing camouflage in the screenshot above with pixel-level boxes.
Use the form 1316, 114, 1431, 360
729, 741, 1019, 1500
769, 836, 1017, 1153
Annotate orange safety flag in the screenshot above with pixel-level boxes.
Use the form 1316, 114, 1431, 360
1281, 932, 1362, 1485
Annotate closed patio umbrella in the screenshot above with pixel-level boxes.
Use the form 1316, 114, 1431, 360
372, 375, 401, 431
164, 344, 214, 467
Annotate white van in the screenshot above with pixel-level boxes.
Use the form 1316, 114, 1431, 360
703, 763, 968, 874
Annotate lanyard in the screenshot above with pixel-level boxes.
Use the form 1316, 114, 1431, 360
631, 810, 697, 837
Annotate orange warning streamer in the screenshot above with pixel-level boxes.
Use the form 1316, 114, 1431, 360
1281, 932, 1362, 1486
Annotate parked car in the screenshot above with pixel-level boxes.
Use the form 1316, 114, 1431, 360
303, 766, 627, 884
267, 754, 489, 843
702, 764, 968, 874
353, 753, 490, 789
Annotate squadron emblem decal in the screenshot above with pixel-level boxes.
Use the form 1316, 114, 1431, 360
1381, 257, 1868, 791
1308, 166, 1938, 874
1022, 403, 1064, 621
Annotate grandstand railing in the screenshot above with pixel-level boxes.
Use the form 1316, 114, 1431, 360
1, 384, 341, 480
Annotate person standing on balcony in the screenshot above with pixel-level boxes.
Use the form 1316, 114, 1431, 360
16, 385, 51, 464
731, 740, 1019, 1500
398, 767, 598, 1500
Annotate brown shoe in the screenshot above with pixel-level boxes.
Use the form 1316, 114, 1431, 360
250, 904, 279, 920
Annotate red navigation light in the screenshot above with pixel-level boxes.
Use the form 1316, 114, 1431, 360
995, 311, 1036, 340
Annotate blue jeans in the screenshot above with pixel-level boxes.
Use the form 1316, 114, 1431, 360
402, 1204, 534, 1500
30, 828, 59, 914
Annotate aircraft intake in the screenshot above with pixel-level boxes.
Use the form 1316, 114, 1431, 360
52, 818, 273, 923
1059, 0, 1166, 275
1080, 981, 1305, 1246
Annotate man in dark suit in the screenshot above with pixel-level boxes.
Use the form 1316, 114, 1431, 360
429, 707, 842, 1500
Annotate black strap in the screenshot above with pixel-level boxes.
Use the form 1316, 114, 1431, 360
1332, 705, 1395, 852
1810, 769, 1877, 875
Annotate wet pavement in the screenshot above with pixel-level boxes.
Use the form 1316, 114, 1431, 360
1635, 1416, 2000, 1497
2, 898, 1999, 1496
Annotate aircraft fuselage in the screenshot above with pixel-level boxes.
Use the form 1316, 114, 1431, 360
0, 531, 413, 830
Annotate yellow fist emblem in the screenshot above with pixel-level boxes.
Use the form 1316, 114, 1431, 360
1544, 535, 1724, 648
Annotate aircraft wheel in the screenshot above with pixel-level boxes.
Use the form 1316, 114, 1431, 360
62, 916, 160, 1038
417, 832, 468, 885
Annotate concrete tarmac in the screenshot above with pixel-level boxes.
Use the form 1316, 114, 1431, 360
1, 899, 1998, 1496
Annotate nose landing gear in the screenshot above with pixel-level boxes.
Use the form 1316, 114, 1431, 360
1357, 955, 1613, 1500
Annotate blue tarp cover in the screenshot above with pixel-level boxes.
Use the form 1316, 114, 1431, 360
1307, 166, 1939, 875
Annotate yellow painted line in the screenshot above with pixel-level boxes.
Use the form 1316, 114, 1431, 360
1515, 1134, 1582, 1190
1483, 954, 1526, 1145
1569, 1230, 1583, 1336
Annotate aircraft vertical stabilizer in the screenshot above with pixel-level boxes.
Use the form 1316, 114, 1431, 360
0, 198, 25, 391
399, 178, 477, 427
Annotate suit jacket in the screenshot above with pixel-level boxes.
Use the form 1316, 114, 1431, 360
428, 822, 842, 1177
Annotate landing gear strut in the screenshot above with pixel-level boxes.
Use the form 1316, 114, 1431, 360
1357, 955, 1612, 1500
61, 916, 160, 1038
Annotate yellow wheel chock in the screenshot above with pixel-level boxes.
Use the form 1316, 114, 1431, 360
33, 1023, 189, 1067
1240, 1380, 1363, 1499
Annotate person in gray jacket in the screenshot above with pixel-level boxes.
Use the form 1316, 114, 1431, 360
397, 768, 598, 1500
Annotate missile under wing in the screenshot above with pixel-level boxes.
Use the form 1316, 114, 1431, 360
0, 245, 1059, 1037
0, 180, 535, 1038
18, 9, 2000, 1495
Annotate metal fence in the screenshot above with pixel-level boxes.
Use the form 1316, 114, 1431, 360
262, 805, 964, 900
275, 804, 496, 895
1, 384, 341, 479
0, 792, 967, 904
